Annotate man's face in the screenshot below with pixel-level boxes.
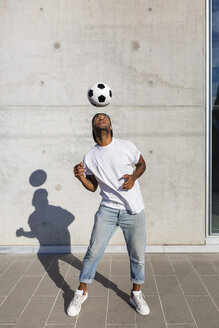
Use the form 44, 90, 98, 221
93, 114, 112, 131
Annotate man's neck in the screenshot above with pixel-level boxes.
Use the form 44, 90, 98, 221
95, 131, 112, 147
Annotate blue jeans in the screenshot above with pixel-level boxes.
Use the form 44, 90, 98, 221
79, 205, 146, 284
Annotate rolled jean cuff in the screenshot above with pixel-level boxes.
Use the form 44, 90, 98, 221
79, 278, 93, 284
131, 278, 145, 285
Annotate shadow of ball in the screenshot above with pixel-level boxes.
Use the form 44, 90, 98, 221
29, 170, 47, 187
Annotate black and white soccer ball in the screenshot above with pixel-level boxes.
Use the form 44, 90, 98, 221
87, 82, 112, 107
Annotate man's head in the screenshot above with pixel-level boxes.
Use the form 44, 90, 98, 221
92, 113, 113, 143
32, 189, 49, 208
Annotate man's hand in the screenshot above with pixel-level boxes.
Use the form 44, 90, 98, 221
122, 174, 135, 190
74, 162, 85, 181
16, 228, 24, 237
122, 155, 146, 190
73, 162, 98, 192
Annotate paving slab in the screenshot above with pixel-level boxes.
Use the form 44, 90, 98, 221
111, 254, 130, 276
186, 296, 219, 328
204, 253, 219, 260
34, 259, 70, 296
155, 275, 194, 324
168, 254, 188, 261
47, 291, 76, 325
150, 254, 174, 275
211, 260, 219, 274
76, 296, 107, 328
3, 254, 36, 261
0, 253, 218, 328
15, 296, 56, 328
94, 255, 111, 277
167, 325, 196, 328
186, 254, 218, 275
66, 270, 109, 297
0, 260, 33, 295
0, 257, 14, 276
67, 254, 111, 277
46, 326, 74, 328
141, 260, 158, 295
0, 296, 6, 305
107, 276, 135, 325
106, 325, 136, 328
170, 260, 207, 295
0, 276, 41, 324
135, 295, 166, 328
65, 256, 82, 277
200, 275, 219, 308
25, 255, 54, 276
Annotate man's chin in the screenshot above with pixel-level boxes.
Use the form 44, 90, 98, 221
96, 126, 109, 131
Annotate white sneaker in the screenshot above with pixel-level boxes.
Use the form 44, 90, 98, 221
67, 289, 88, 317
130, 290, 150, 315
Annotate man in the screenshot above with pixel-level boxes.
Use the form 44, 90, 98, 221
67, 113, 149, 316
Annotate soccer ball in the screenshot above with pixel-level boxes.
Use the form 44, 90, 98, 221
87, 82, 112, 107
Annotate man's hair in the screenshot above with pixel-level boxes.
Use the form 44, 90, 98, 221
92, 113, 113, 143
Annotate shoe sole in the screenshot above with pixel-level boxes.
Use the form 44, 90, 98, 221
67, 292, 88, 317
129, 297, 150, 316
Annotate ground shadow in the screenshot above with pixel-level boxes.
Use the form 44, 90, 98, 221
16, 170, 130, 313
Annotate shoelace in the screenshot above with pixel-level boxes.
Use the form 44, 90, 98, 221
71, 294, 83, 307
134, 292, 147, 307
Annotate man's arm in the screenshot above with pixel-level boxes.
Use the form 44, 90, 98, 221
16, 228, 35, 238
122, 155, 146, 190
74, 162, 98, 192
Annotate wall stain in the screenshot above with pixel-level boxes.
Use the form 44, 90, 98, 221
54, 42, 60, 49
131, 40, 140, 51
147, 80, 154, 87
139, 71, 195, 90
55, 184, 62, 191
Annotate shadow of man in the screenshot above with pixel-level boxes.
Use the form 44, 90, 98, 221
16, 188, 130, 313
16, 188, 77, 309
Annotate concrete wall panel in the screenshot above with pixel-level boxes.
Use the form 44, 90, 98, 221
0, 0, 204, 107
0, 106, 205, 246
0, 0, 205, 248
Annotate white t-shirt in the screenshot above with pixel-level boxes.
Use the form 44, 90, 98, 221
83, 138, 144, 214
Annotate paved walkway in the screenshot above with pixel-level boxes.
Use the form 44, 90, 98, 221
0, 253, 219, 328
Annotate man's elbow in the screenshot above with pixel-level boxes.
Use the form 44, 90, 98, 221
139, 156, 146, 173
92, 183, 98, 192
143, 161, 146, 172
94, 184, 98, 192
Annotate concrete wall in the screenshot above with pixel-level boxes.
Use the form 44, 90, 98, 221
0, 0, 205, 249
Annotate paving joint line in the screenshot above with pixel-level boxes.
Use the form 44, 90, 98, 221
167, 254, 198, 328
0, 297, 6, 307
44, 261, 72, 328
149, 257, 168, 328
106, 325, 136, 326
13, 256, 57, 325
45, 324, 74, 326
186, 256, 219, 312
104, 255, 111, 328
167, 324, 196, 326
0, 259, 35, 307
14, 267, 50, 325
154, 274, 176, 276
0, 260, 16, 278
